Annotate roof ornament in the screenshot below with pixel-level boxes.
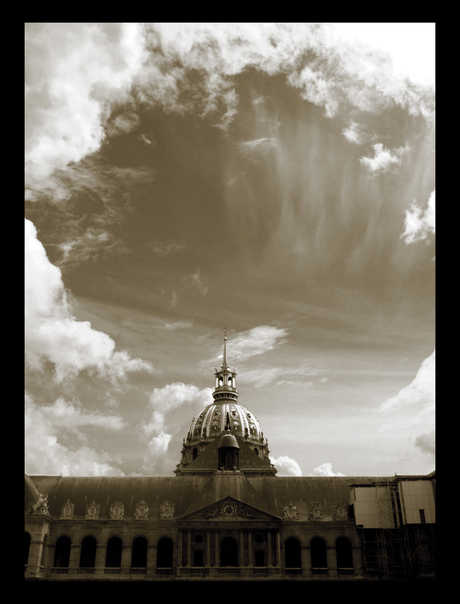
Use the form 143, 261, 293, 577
225, 411, 232, 431
222, 326, 229, 369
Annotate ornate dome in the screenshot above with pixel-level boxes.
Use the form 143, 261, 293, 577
187, 402, 263, 443
176, 330, 271, 472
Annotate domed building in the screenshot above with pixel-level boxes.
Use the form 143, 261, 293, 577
24, 333, 435, 582
177, 331, 273, 473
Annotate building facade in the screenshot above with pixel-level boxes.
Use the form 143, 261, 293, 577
24, 334, 435, 582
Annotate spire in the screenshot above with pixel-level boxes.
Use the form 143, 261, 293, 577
213, 329, 238, 404
222, 327, 229, 370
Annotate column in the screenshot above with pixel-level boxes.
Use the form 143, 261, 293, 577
121, 544, 131, 576
267, 530, 272, 567
276, 531, 281, 568
248, 530, 253, 567
146, 543, 157, 578
178, 529, 183, 568
206, 530, 211, 567
326, 546, 337, 578
215, 531, 219, 567
353, 544, 364, 577
94, 543, 105, 577
26, 539, 44, 579
186, 529, 191, 567
240, 530, 244, 567
68, 543, 81, 577
301, 545, 311, 578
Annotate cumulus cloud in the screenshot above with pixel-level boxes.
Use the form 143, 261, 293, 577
26, 23, 433, 203
270, 455, 302, 476
25, 219, 154, 383
135, 23, 434, 135
141, 383, 212, 471
342, 121, 374, 145
25, 392, 125, 476
25, 23, 146, 196
359, 143, 409, 174
310, 462, 345, 477
415, 430, 435, 456
379, 352, 435, 413
401, 190, 435, 244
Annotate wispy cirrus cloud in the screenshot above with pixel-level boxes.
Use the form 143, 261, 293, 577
221, 326, 288, 365
145, 239, 188, 256
163, 321, 194, 331
238, 137, 278, 160
239, 363, 327, 388
191, 269, 208, 295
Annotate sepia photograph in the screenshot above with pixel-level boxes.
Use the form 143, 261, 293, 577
25, 23, 435, 582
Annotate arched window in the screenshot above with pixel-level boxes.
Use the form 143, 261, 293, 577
54, 536, 71, 568
80, 536, 97, 568
336, 537, 353, 569
131, 537, 148, 568
310, 537, 327, 569
285, 537, 301, 568
157, 537, 173, 568
193, 448, 198, 460
24, 532, 31, 566
106, 537, 122, 568
220, 536, 238, 567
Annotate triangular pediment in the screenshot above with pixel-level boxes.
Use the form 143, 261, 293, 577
178, 495, 280, 522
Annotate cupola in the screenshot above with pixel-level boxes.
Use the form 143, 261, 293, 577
213, 328, 238, 404
175, 329, 272, 473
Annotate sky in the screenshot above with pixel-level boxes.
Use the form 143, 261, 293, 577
25, 23, 435, 479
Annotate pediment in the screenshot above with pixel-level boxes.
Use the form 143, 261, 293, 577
178, 496, 279, 522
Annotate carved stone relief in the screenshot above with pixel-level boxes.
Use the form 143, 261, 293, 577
201, 501, 260, 520
283, 501, 299, 520
134, 500, 149, 520
59, 499, 74, 519
85, 500, 100, 520
309, 501, 324, 520
160, 500, 174, 519
110, 500, 125, 520
334, 501, 348, 520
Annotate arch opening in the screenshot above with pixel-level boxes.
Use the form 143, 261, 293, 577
220, 536, 238, 567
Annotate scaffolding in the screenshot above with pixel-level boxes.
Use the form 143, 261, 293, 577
355, 479, 435, 581
402, 522, 436, 580
355, 481, 407, 581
